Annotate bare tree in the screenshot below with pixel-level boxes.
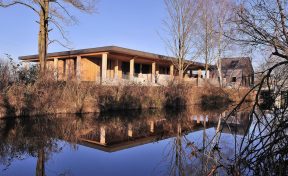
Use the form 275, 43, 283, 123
0, 0, 96, 73
207, 1, 288, 173
199, 0, 215, 79
198, 0, 235, 84
163, 0, 202, 79
232, 0, 288, 61
215, 0, 235, 87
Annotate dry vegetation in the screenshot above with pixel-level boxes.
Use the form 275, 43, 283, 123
0, 60, 254, 118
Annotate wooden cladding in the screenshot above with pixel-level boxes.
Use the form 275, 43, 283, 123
49, 54, 173, 82
81, 58, 100, 81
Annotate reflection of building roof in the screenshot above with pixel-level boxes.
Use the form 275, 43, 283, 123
78, 124, 210, 152
79, 136, 160, 153
78, 118, 249, 153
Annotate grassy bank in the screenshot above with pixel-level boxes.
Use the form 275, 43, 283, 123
0, 79, 254, 118
0, 60, 254, 118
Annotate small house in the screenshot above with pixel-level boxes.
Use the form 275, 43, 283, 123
215, 57, 254, 87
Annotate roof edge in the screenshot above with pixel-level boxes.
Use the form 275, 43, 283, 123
18, 45, 211, 68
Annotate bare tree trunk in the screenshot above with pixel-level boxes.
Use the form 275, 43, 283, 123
217, 19, 223, 87
36, 148, 45, 176
199, 0, 233, 83
217, 58, 223, 87
204, 0, 209, 79
163, 0, 202, 82
38, 0, 49, 73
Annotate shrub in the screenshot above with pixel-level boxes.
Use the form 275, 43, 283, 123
0, 57, 39, 92
165, 82, 190, 108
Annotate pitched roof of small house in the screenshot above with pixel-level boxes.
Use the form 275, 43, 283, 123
221, 57, 254, 76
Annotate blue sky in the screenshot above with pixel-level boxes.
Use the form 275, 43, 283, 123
0, 0, 261, 67
0, 0, 166, 60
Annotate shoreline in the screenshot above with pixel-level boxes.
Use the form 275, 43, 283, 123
0, 82, 254, 119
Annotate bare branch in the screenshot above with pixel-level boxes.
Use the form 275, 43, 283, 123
0, 1, 39, 15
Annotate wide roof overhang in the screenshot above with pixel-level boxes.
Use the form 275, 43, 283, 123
19, 45, 214, 69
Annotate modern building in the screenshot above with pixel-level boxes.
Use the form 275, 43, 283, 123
19, 46, 209, 85
19, 46, 254, 87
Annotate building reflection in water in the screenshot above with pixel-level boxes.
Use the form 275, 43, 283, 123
78, 106, 250, 154
0, 105, 252, 176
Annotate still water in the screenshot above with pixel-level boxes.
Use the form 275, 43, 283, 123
0, 105, 252, 176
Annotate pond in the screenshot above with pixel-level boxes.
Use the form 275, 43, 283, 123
0, 104, 260, 176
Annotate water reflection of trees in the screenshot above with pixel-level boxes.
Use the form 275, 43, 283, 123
233, 98, 288, 174
0, 106, 253, 176
156, 106, 252, 176
0, 115, 96, 175
1, 95, 286, 176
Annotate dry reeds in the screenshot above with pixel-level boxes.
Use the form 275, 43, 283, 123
0, 59, 250, 118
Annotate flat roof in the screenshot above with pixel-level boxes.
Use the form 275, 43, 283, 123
19, 45, 210, 68
77, 122, 247, 153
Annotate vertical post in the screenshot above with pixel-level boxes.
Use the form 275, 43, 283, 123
128, 123, 133, 137
150, 121, 154, 133
170, 64, 174, 79
76, 56, 81, 81
100, 126, 106, 144
152, 62, 156, 83
65, 59, 69, 80
114, 59, 119, 80
197, 69, 202, 86
197, 116, 200, 124
53, 58, 58, 80
206, 70, 210, 79
102, 53, 108, 83
129, 58, 134, 80
177, 123, 182, 135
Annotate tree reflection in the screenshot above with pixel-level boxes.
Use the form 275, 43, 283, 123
213, 63, 288, 175
0, 107, 253, 175
157, 106, 252, 176
187, 63, 288, 175
36, 148, 45, 176
0, 115, 97, 175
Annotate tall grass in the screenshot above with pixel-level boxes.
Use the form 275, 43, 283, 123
0, 58, 253, 118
